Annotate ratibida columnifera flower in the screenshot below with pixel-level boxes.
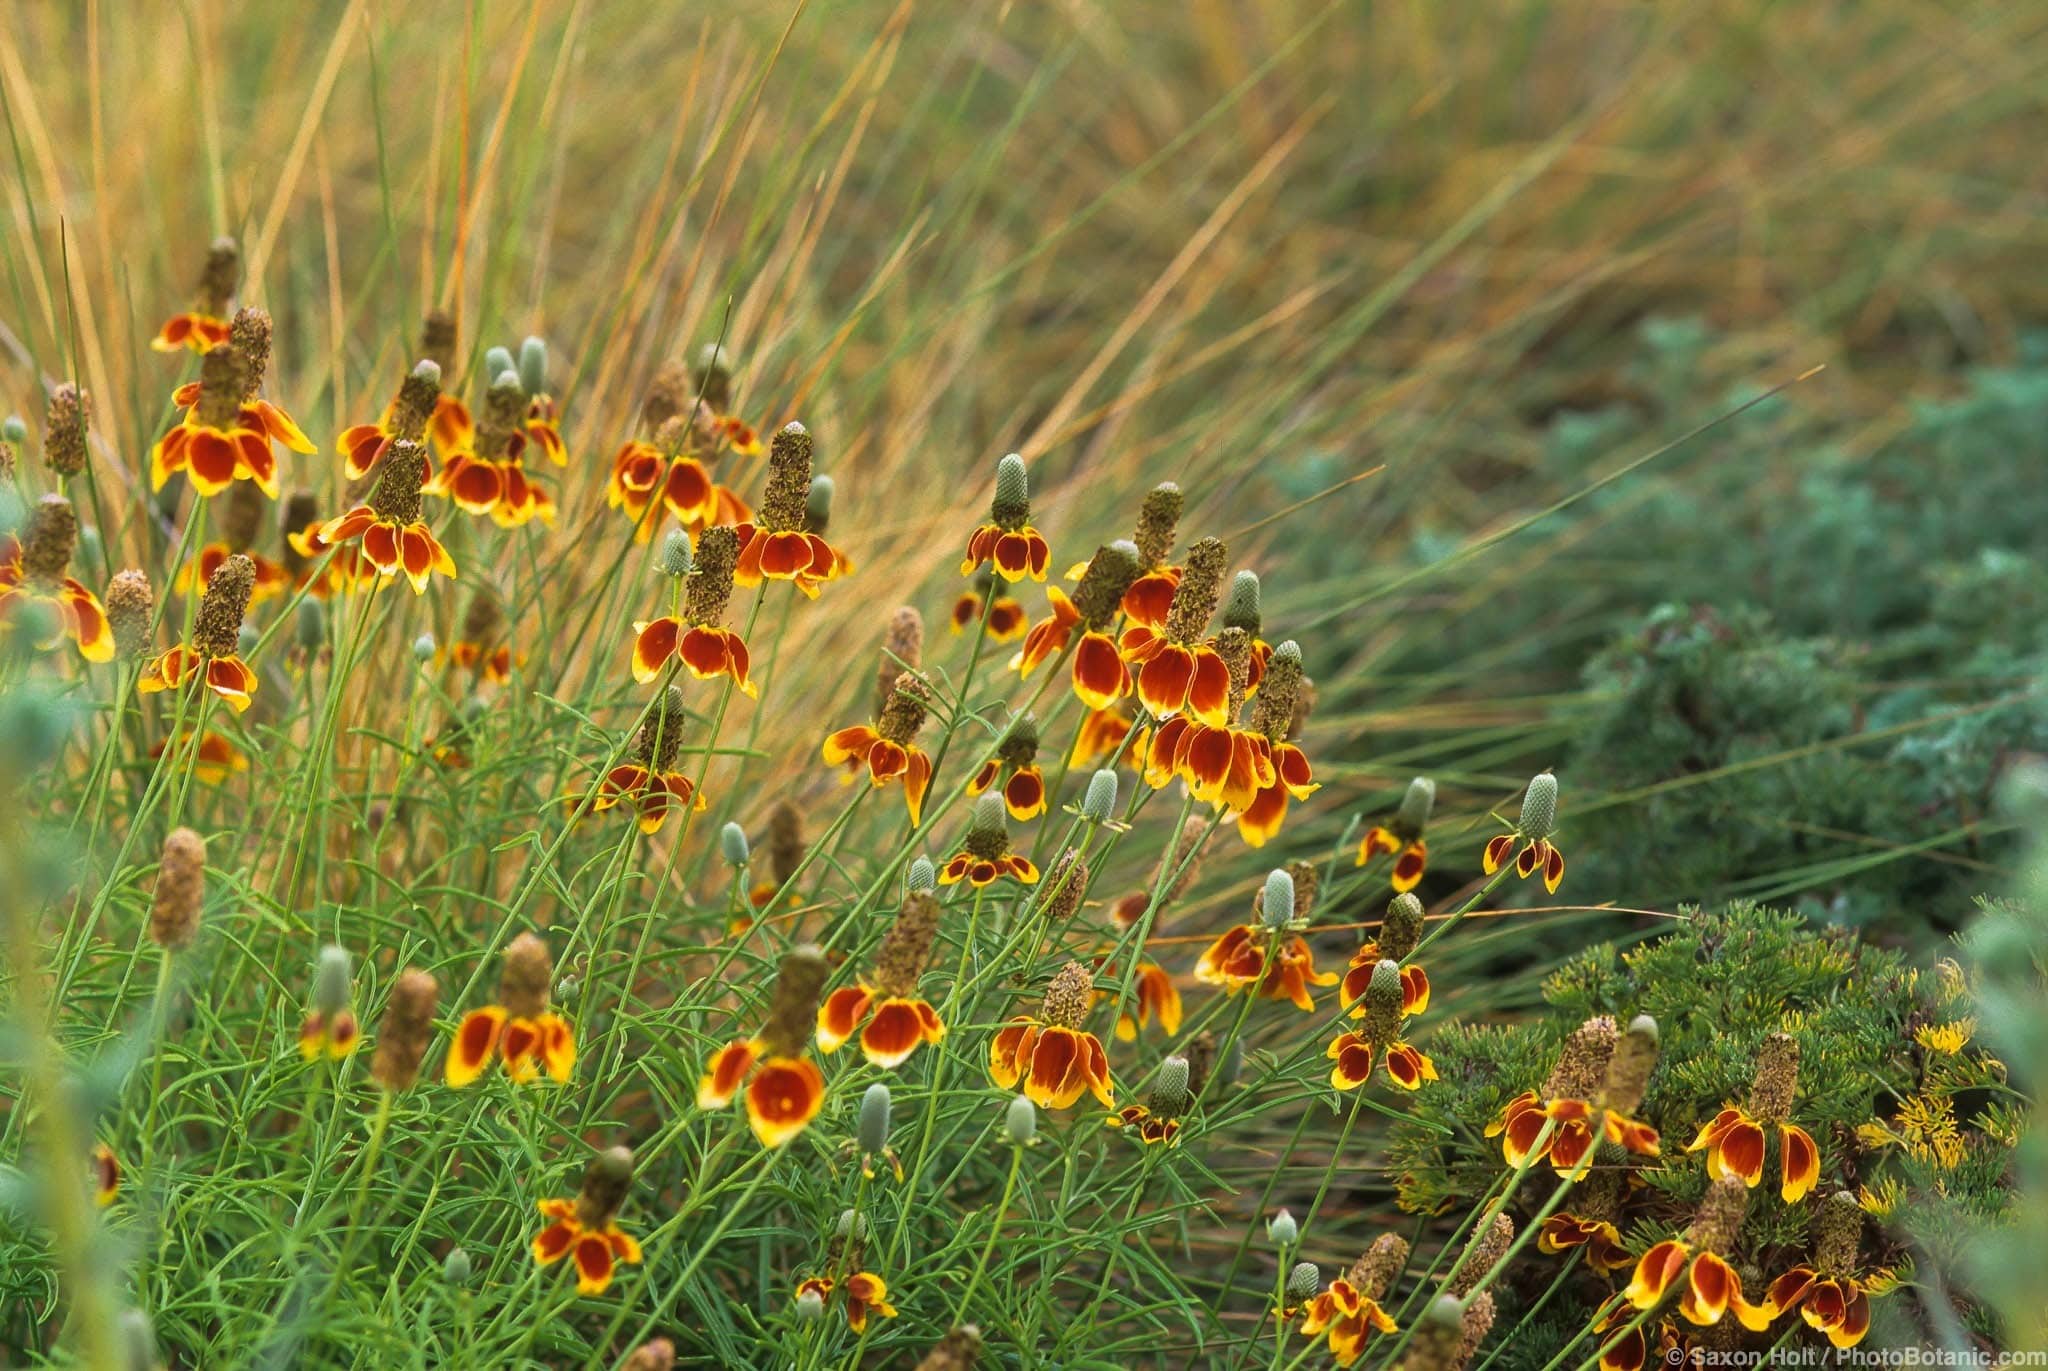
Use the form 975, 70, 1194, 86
149, 828, 206, 951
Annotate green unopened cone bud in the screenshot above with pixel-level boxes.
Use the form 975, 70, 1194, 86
991, 453, 1029, 525
970, 792, 1006, 839
858, 1082, 891, 1155
296, 597, 326, 654
720, 822, 750, 866
1398, 777, 1436, 835
518, 336, 548, 396
1260, 869, 1296, 929
1381, 893, 1425, 961
835, 1208, 867, 1239
1, 416, 24, 443
659, 529, 693, 578
1520, 771, 1558, 842
484, 346, 515, 382
805, 475, 834, 532
795, 1288, 824, 1322
1267, 1208, 1298, 1247
1287, 1261, 1321, 1301
118, 1309, 158, 1371
412, 632, 436, 662
443, 1247, 472, 1286
1082, 769, 1119, 823
905, 856, 936, 894
1222, 570, 1261, 634
1149, 1054, 1192, 1115
313, 945, 352, 1016
1005, 1093, 1037, 1145
411, 358, 441, 386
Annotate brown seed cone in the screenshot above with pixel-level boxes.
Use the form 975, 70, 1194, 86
199, 236, 241, 314
1348, 1232, 1411, 1301
1071, 542, 1140, 629
632, 687, 689, 772
1037, 848, 1088, 921
1600, 1016, 1660, 1117
876, 672, 932, 747
194, 554, 255, 658
229, 307, 272, 400
419, 310, 458, 375
1162, 536, 1227, 644
461, 588, 504, 651
875, 606, 924, 720
220, 478, 266, 553
574, 1145, 635, 1229
1453, 1290, 1496, 1370
1250, 645, 1305, 742
914, 1326, 983, 1371
1749, 1032, 1801, 1125
44, 383, 90, 477
761, 946, 828, 1057
369, 440, 429, 526
149, 828, 207, 950
0, 438, 15, 478
1215, 626, 1253, 717
641, 359, 694, 433
872, 891, 941, 997
476, 375, 526, 459
392, 366, 441, 443
1814, 1190, 1864, 1278
1184, 1031, 1215, 1098
1541, 1017, 1618, 1102
1040, 961, 1093, 1030
1448, 1214, 1513, 1298
765, 801, 804, 888
105, 570, 155, 659
1577, 1148, 1624, 1222
621, 1339, 676, 1371
1686, 1175, 1750, 1255
1358, 961, 1406, 1051
1379, 893, 1425, 962
20, 494, 79, 585
193, 345, 244, 429
371, 968, 439, 1091
997, 719, 1040, 770
496, 933, 555, 1019
760, 422, 813, 533
1288, 859, 1318, 919
1133, 482, 1183, 570
684, 526, 738, 626
280, 493, 322, 576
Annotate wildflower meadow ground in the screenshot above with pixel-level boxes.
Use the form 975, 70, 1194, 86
2, 3, 2045, 1369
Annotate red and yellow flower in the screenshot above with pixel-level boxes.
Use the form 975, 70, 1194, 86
531, 1146, 642, 1296
0, 520, 113, 663
446, 933, 576, 1088
1119, 536, 1235, 725
139, 552, 258, 711
1297, 1277, 1398, 1366
1624, 1240, 1774, 1330
1537, 1213, 1635, 1272
632, 524, 756, 696
1017, 543, 1143, 708
940, 795, 1039, 886
154, 362, 314, 499
731, 423, 845, 595
1760, 1267, 1887, 1349
1339, 948, 1429, 1021
822, 674, 935, 825
150, 731, 247, 784
152, 311, 230, 354
1194, 924, 1337, 1013
1686, 1105, 1821, 1203
989, 961, 1115, 1109
334, 361, 445, 481
1482, 771, 1565, 893
423, 376, 555, 527
952, 581, 1027, 642
176, 543, 289, 604
699, 949, 830, 1147
1325, 1031, 1438, 1092
316, 492, 456, 596
298, 1006, 359, 1060
966, 719, 1048, 820
815, 891, 946, 1069
91, 1143, 119, 1207
794, 1272, 897, 1332
1111, 962, 1182, 1042
1109, 1102, 1181, 1146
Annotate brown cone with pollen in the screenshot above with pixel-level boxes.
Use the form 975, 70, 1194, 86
1687, 1175, 1751, 1255
21, 495, 80, 585
229, 307, 272, 401
419, 310, 458, 374
475, 373, 526, 458
631, 687, 689, 773
1542, 1017, 1618, 1101
1163, 537, 1227, 643
1349, 1232, 1411, 1301
150, 828, 207, 950
760, 422, 813, 532
1814, 1190, 1864, 1277
105, 570, 155, 659
194, 555, 255, 659
876, 606, 924, 719
1038, 848, 1089, 921
193, 345, 243, 429
370, 968, 439, 1091
877, 672, 933, 747
1749, 1032, 1800, 1125
765, 801, 805, 889
220, 478, 266, 553
1072, 542, 1140, 627
573, 1145, 635, 1230
1379, 893, 1426, 961
1449, 1214, 1513, 1298
641, 359, 693, 432
1251, 646, 1305, 741
872, 891, 941, 997
686, 526, 738, 625
497, 934, 555, 1021
391, 364, 441, 443
762, 946, 829, 1057
1041, 961, 1094, 1031
199, 236, 241, 315
45, 383, 91, 478
622, 1339, 676, 1371
1133, 482, 1182, 569
369, 440, 429, 526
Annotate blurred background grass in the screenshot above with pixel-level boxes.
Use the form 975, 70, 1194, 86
5, 0, 2048, 1361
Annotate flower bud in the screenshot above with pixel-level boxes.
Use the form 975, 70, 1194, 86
805, 474, 834, 534
411, 357, 442, 388
1149, 1054, 1192, 1115
795, 1288, 825, 1322
484, 346, 516, 382
295, 597, 326, 655
518, 336, 548, 397
905, 855, 937, 895
1267, 1208, 1298, 1247
991, 453, 1029, 525
1222, 570, 1261, 635
720, 822, 750, 866
835, 1207, 868, 1240
858, 1082, 891, 1156
1519, 771, 1558, 842
443, 1247, 472, 1286
1380, 893, 1425, 961
313, 945, 352, 1017
1260, 869, 1295, 929
1081, 769, 1119, 823
412, 632, 436, 663
659, 528, 694, 578
1398, 777, 1436, 835
1, 415, 24, 443
117, 1308, 157, 1371
1286, 1261, 1321, 1301
1004, 1094, 1037, 1145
